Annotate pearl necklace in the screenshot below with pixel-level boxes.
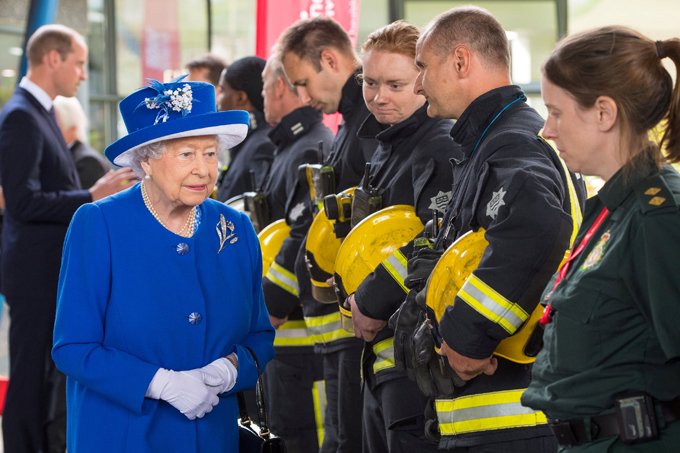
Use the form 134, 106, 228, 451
141, 181, 196, 237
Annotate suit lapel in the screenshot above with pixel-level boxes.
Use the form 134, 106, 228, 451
17, 87, 83, 188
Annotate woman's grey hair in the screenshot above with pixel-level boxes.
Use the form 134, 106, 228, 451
127, 135, 229, 178
53, 96, 87, 143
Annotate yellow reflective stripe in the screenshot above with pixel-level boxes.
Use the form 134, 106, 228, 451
544, 137, 583, 246
562, 157, 583, 246
458, 274, 528, 334
372, 337, 395, 373
273, 320, 314, 347
435, 389, 547, 436
381, 250, 409, 293
304, 312, 355, 344
312, 380, 326, 447
265, 262, 299, 297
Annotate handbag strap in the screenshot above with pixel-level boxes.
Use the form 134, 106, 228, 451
237, 346, 272, 440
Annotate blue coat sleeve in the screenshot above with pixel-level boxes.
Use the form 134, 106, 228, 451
228, 212, 275, 394
52, 203, 160, 414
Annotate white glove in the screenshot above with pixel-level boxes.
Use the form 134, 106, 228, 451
185, 356, 238, 395
146, 368, 219, 420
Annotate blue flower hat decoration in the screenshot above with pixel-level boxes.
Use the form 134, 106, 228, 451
104, 75, 249, 167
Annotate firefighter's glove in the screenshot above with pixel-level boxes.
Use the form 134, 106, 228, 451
412, 354, 466, 397
389, 289, 425, 372
404, 247, 443, 290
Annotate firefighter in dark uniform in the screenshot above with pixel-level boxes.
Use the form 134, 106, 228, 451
259, 52, 334, 453
522, 27, 680, 451
280, 17, 377, 453
216, 56, 275, 202
341, 21, 459, 453
390, 7, 586, 452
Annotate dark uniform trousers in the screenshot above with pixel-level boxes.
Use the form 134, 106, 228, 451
444, 436, 557, 453
318, 344, 363, 453
362, 375, 439, 453
264, 349, 324, 453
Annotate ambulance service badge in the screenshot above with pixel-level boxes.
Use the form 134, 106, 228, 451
581, 230, 610, 270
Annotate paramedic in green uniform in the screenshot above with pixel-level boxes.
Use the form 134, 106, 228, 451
522, 26, 680, 451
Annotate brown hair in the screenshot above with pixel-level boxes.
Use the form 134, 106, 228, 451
185, 54, 228, 86
361, 20, 420, 59
422, 6, 509, 70
277, 16, 355, 71
27, 24, 82, 66
544, 26, 680, 164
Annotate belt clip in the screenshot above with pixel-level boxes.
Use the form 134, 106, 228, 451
548, 420, 578, 447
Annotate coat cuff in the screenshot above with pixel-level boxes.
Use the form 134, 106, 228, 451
355, 268, 408, 321
439, 301, 501, 359
263, 278, 300, 318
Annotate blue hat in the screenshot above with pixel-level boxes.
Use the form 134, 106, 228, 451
104, 78, 249, 166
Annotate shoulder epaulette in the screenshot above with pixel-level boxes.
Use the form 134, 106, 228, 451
636, 169, 680, 213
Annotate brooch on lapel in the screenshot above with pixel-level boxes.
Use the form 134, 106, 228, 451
217, 214, 238, 254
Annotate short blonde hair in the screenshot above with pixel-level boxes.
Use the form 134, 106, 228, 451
361, 20, 420, 59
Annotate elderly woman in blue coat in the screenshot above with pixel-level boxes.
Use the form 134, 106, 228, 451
52, 79, 275, 452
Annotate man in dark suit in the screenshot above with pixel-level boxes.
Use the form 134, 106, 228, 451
0, 24, 135, 453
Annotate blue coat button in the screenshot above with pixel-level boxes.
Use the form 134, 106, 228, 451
188, 312, 202, 325
176, 243, 190, 255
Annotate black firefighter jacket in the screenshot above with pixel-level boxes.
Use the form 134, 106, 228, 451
261, 106, 334, 354
352, 104, 461, 386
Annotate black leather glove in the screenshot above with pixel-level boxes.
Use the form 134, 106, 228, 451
389, 289, 424, 372
404, 247, 444, 290
390, 287, 466, 397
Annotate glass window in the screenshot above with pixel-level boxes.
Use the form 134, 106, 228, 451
210, 0, 257, 62
88, 0, 117, 152
0, 33, 24, 109
357, 0, 389, 50
403, 1, 558, 114
0, 1, 27, 109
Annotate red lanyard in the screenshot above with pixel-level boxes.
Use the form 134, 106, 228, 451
540, 207, 610, 325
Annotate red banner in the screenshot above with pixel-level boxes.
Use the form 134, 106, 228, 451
141, 0, 180, 83
256, 0, 361, 132
256, 0, 362, 58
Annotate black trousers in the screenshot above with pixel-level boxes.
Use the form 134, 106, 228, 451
443, 435, 557, 452
264, 350, 324, 453
362, 374, 440, 453
319, 345, 363, 453
2, 295, 66, 453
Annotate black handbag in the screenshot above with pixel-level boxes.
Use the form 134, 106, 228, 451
238, 348, 286, 453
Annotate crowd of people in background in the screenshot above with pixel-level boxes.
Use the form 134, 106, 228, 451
0, 5, 678, 453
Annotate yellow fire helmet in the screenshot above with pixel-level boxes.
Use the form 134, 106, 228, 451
305, 186, 356, 304
334, 205, 424, 333
257, 219, 290, 277
425, 228, 543, 364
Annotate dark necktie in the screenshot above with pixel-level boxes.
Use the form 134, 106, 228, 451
47, 106, 59, 129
